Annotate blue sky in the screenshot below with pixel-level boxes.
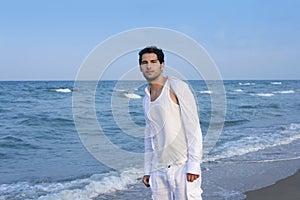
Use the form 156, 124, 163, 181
1, 0, 299, 80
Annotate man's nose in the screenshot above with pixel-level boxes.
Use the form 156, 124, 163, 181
146, 64, 152, 69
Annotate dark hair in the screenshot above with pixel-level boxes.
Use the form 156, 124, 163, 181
138, 46, 164, 65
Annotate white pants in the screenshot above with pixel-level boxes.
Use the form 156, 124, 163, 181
149, 163, 202, 200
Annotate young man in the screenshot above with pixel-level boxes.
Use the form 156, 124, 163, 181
139, 46, 203, 199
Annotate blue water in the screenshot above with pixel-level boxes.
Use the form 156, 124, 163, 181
0, 80, 300, 200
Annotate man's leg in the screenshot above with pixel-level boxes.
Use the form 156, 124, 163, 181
150, 169, 172, 200
173, 163, 203, 200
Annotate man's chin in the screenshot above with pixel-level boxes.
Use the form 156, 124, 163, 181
144, 75, 155, 82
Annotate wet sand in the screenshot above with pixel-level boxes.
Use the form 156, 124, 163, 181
245, 169, 300, 200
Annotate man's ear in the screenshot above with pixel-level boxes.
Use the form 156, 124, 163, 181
160, 62, 165, 71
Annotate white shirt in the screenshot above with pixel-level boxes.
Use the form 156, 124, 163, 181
143, 76, 203, 175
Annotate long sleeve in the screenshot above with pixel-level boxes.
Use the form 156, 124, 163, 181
144, 124, 153, 175
170, 77, 203, 174
143, 92, 153, 175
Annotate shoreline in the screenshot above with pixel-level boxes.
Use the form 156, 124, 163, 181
245, 168, 300, 200
97, 144, 300, 200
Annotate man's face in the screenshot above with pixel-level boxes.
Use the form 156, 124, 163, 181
140, 53, 164, 82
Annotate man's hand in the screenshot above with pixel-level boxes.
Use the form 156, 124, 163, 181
143, 175, 150, 187
187, 173, 200, 182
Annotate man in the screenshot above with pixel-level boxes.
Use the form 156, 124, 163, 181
139, 46, 203, 199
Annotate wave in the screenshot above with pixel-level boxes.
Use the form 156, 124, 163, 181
248, 90, 295, 97
17, 115, 74, 127
0, 135, 41, 150
0, 168, 143, 200
114, 89, 126, 92
199, 90, 212, 94
233, 89, 243, 93
123, 93, 141, 99
224, 119, 249, 126
239, 82, 255, 86
203, 134, 300, 163
270, 82, 282, 85
54, 88, 72, 93
0, 152, 9, 159
1, 136, 24, 143
238, 103, 280, 109
113, 87, 142, 99
203, 123, 300, 163
238, 105, 256, 109
287, 123, 300, 131
250, 93, 274, 97
273, 90, 295, 94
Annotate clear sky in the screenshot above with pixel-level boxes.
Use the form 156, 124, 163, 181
1, 0, 299, 80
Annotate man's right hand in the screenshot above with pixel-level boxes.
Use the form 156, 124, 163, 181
142, 175, 150, 187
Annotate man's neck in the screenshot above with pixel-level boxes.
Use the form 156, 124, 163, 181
149, 76, 167, 92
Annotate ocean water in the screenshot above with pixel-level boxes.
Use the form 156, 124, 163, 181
0, 80, 300, 200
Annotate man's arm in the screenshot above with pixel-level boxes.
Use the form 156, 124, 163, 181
144, 124, 152, 175
170, 78, 203, 175
143, 96, 153, 187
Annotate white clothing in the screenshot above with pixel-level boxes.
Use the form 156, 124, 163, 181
146, 78, 188, 170
143, 76, 203, 175
143, 76, 203, 199
150, 163, 202, 200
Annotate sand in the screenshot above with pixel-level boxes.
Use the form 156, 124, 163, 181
245, 169, 300, 200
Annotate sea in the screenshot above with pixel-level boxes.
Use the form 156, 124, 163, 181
0, 80, 300, 200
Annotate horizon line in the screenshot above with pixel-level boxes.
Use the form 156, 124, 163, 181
0, 78, 299, 81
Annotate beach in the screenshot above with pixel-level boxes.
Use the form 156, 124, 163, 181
96, 156, 300, 200
1, 80, 300, 199
245, 169, 300, 200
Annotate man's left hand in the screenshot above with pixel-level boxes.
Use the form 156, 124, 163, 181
187, 173, 200, 182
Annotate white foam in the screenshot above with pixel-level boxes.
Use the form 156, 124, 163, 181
234, 89, 243, 92
199, 90, 212, 94
203, 139, 268, 163
203, 123, 300, 163
203, 134, 300, 163
55, 88, 72, 93
289, 123, 300, 130
249, 90, 295, 97
273, 90, 295, 94
0, 168, 143, 200
114, 89, 126, 92
123, 93, 141, 99
270, 82, 282, 85
250, 93, 274, 97
239, 82, 255, 86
